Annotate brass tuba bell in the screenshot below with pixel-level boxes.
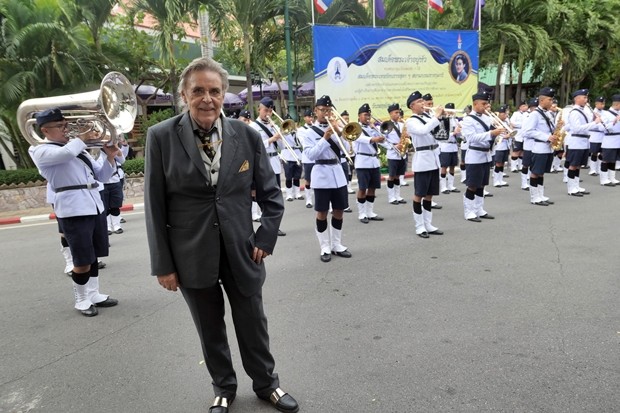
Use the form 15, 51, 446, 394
17, 72, 137, 148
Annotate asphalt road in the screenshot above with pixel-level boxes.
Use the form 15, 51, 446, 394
1, 171, 619, 413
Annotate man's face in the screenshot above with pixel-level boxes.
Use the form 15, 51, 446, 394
342, 114, 350, 123
389, 110, 400, 121
423, 99, 433, 109
315, 106, 330, 122
358, 112, 370, 125
550, 103, 558, 112
181, 70, 223, 130
595, 101, 605, 110
410, 99, 425, 114
240, 116, 251, 124
304, 115, 313, 125
258, 104, 272, 121
498, 112, 507, 121
41, 120, 69, 143
519, 104, 527, 112
472, 100, 486, 113
539, 95, 553, 110
574, 95, 588, 107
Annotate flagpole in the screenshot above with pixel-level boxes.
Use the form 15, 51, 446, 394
478, 0, 482, 49
426, 3, 430, 30
311, 0, 315, 25
373, 0, 376, 28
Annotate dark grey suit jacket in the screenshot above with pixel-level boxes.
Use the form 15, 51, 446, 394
144, 112, 284, 297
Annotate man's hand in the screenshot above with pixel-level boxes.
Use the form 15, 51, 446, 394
491, 128, 506, 137
372, 136, 386, 143
157, 273, 179, 291
102, 143, 120, 159
252, 247, 269, 264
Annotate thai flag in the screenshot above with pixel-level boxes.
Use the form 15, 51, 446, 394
428, 0, 444, 13
314, 0, 333, 14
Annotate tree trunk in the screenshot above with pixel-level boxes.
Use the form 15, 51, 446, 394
516, 58, 524, 106
494, 41, 506, 103
243, 32, 254, 115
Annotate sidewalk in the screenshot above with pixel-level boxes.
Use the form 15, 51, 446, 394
0, 196, 145, 225
0, 171, 415, 225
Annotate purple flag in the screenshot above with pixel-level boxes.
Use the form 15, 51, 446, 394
473, 0, 485, 30
375, 0, 386, 19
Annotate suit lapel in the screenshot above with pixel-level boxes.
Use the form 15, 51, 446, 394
177, 113, 210, 181
218, 117, 239, 190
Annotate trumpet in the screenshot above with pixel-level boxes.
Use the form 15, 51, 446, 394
426, 106, 465, 116
268, 111, 301, 165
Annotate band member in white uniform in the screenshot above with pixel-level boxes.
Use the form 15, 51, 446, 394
461, 92, 505, 222
549, 99, 565, 173
354, 103, 389, 223
599, 94, 620, 186
522, 87, 559, 205
492, 105, 511, 188
280, 114, 303, 202
565, 89, 604, 196
298, 109, 315, 208
510, 101, 528, 173
405, 91, 445, 238
420, 94, 444, 208
384, 103, 407, 205
588, 96, 606, 176
439, 103, 462, 194
302, 95, 352, 262
250, 96, 286, 235
339, 110, 356, 195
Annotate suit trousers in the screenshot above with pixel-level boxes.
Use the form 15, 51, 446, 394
180, 239, 279, 399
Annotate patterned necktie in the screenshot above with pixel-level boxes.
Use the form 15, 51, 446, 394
197, 127, 217, 160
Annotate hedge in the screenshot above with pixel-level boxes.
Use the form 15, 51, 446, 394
0, 158, 145, 186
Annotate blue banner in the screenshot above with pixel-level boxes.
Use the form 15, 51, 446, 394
313, 25, 479, 117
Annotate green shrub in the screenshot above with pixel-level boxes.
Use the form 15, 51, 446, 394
0, 168, 44, 185
123, 158, 145, 175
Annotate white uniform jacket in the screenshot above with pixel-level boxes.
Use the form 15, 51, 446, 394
523, 107, 554, 154
566, 106, 603, 150
251, 119, 282, 173
462, 113, 493, 164
510, 110, 527, 143
494, 119, 512, 152
601, 108, 620, 149
354, 123, 388, 169
406, 114, 441, 172
589, 108, 605, 144
29, 138, 115, 218
385, 120, 405, 160
302, 122, 347, 189
438, 117, 459, 153
281, 131, 302, 163
97, 149, 126, 184
298, 125, 313, 164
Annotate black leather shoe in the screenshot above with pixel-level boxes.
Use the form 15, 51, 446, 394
479, 214, 495, 219
429, 229, 444, 235
484, 193, 494, 197
532, 201, 549, 206
332, 250, 352, 258
602, 182, 616, 187
431, 204, 442, 209
114, 228, 124, 234
360, 217, 369, 224
450, 188, 461, 193
398, 199, 407, 204
390, 200, 400, 205
568, 192, 583, 197
369, 215, 384, 221
441, 189, 450, 194
320, 253, 331, 262
305, 203, 313, 208
579, 190, 590, 195
544, 200, 554, 205
120, 217, 126, 223
258, 388, 299, 413
94, 297, 118, 307
277, 229, 286, 236
97, 260, 106, 269
80, 305, 98, 317
209, 396, 234, 413
417, 232, 429, 238
343, 207, 352, 213
467, 217, 482, 222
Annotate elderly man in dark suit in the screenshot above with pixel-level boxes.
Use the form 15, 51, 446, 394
144, 57, 299, 413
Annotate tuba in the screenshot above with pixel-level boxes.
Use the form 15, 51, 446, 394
17, 72, 137, 148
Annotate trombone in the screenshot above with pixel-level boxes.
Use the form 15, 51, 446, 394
325, 109, 356, 166
269, 111, 301, 165
370, 115, 406, 158
484, 109, 516, 144
425, 107, 466, 117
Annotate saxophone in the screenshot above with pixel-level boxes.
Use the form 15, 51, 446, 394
550, 109, 566, 151
399, 127, 412, 156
